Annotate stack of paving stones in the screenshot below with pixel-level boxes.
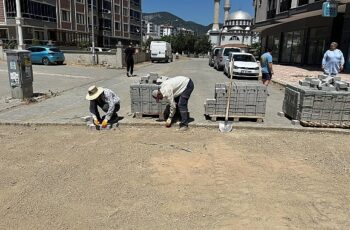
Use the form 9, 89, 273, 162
130, 73, 169, 118
283, 75, 350, 127
204, 82, 267, 120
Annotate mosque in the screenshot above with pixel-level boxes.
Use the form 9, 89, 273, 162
208, 0, 259, 47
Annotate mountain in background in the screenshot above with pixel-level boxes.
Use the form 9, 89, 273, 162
143, 12, 218, 35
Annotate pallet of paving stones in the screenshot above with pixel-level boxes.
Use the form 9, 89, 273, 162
207, 114, 264, 123
204, 82, 267, 122
283, 75, 350, 127
130, 73, 169, 119
300, 120, 350, 129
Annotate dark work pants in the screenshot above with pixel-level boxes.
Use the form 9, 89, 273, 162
126, 58, 134, 75
90, 101, 120, 123
178, 79, 194, 127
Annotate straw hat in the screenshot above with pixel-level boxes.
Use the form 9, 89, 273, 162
86, 85, 104, 100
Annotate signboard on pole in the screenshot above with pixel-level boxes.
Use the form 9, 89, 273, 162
322, 0, 338, 17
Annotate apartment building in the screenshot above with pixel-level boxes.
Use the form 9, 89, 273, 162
253, 0, 350, 70
0, 0, 142, 48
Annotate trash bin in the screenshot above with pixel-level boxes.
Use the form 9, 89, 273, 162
6, 50, 33, 99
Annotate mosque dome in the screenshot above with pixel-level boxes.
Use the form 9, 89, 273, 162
230, 26, 244, 31
229, 11, 252, 20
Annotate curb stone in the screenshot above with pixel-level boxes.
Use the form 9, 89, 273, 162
0, 121, 349, 134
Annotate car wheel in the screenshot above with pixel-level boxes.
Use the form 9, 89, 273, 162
42, 57, 50, 65
57, 61, 64, 65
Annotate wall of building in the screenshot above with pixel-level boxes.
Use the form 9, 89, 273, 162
62, 50, 149, 68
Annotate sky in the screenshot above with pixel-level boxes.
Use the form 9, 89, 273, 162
142, 0, 254, 26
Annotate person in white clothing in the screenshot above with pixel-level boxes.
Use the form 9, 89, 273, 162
152, 76, 194, 131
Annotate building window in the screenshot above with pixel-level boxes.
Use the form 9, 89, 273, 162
61, 10, 70, 22
267, 0, 277, 19
124, 24, 129, 32
307, 27, 328, 65
279, 0, 292, 12
114, 5, 120, 14
123, 8, 128, 16
0, 29, 8, 39
115, 22, 120, 30
76, 0, 83, 3
5, 0, 57, 22
130, 9, 141, 20
77, 13, 85, 24
281, 30, 305, 64
131, 0, 140, 7
298, 0, 308, 6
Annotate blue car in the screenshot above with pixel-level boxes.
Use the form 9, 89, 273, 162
27, 46, 65, 65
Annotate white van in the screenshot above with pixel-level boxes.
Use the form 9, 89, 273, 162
150, 41, 173, 63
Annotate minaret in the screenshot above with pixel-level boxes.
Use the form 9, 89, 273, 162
212, 0, 220, 31
224, 0, 231, 22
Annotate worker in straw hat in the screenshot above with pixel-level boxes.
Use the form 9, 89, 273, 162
152, 76, 194, 131
86, 85, 121, 128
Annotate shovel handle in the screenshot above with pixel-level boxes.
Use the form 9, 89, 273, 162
225, 62, 234, 122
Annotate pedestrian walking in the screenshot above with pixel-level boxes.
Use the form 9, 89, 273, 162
86, 86, 121, 128
152, 76, 194, 131
125, 43, 135, 77
260, 48, 274, 88
322, 42, 345, 76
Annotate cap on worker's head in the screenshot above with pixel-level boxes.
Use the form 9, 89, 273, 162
152, 90, 160, 102
86, 85, 104, 101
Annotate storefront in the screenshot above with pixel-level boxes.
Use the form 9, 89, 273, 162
260, 14, 339, 67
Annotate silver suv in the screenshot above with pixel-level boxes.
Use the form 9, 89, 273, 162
214, 47, 241, 71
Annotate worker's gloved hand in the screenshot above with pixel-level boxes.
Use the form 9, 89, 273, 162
93, 118, 100, 126
165, 118, 172, 128
102, 119, 108, 128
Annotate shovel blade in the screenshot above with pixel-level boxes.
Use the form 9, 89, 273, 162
219, 121, 233, 133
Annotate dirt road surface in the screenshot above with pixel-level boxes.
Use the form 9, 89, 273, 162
0, 125, 350, 229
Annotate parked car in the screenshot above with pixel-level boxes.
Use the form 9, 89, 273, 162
223, 52, 260, 78
27, 46, 65, 65
87, 47, 111, 52
214, 47, 241, 71
209, 47, 220, 67
150, 41, 173, 63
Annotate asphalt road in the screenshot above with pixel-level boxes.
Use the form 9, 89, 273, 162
0, 59, 291, 127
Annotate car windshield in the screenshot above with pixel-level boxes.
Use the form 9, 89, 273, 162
102, 48, 110, 51
224, 48, 240, 56
49, 48, 61, 52
233, 55, 256, 62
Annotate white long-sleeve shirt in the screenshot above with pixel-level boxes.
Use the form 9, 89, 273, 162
322, 49, 345, 75
160, 76, 190, 118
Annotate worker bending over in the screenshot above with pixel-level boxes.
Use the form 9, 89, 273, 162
86, 85, 120, 128
152, 76, 194, 131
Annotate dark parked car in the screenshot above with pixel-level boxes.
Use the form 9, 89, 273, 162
27, 46, 65, 65
209, 47, 220, 67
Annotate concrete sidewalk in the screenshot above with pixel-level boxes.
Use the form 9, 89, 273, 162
272, 64, 350, 86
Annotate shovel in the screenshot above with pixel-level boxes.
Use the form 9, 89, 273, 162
219, 61, 234, 133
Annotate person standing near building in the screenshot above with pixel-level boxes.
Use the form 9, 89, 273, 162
125, 43, 135, 77
260, 48, 274, 88
322, 42, 345, 76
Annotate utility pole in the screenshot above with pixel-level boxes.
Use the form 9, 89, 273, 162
15, 0, 24, 50
91, 0, 96, 65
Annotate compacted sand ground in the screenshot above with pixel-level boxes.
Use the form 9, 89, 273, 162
0, 125, 350, 230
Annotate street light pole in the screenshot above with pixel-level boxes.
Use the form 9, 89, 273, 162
15, 0, 24, 50
91, 0, 96, 65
